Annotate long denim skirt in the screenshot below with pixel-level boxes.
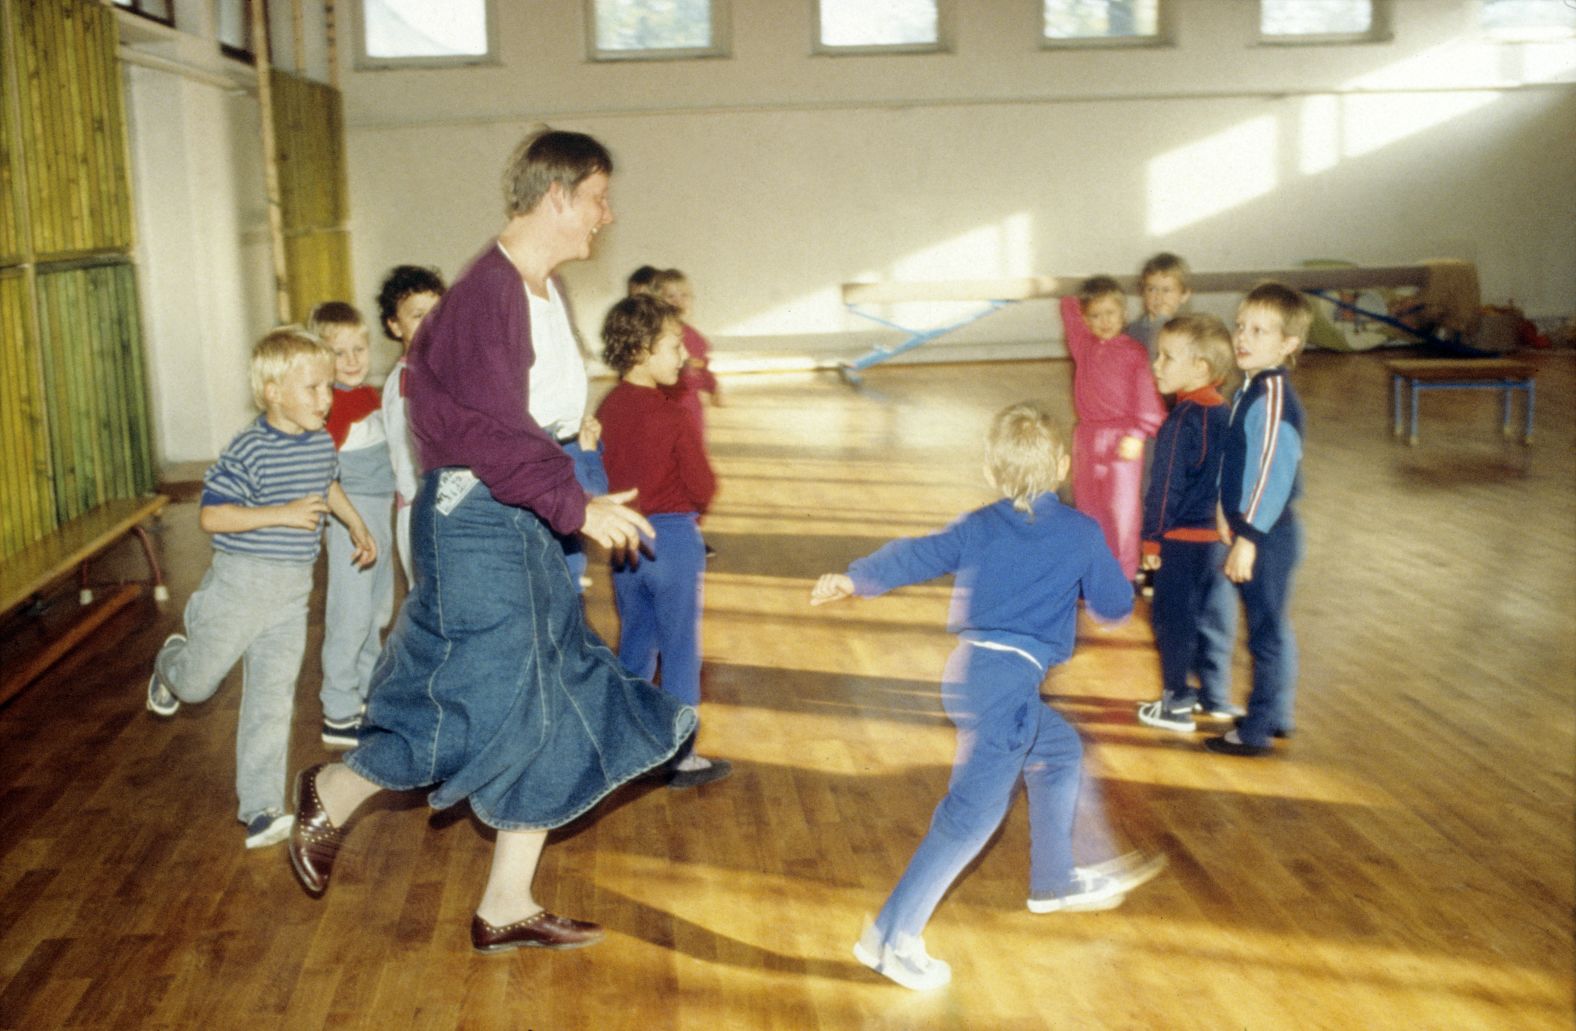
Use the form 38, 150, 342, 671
348, 470, 696, 830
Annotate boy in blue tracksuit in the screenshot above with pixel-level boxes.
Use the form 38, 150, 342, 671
1205, 283, 1312, 757
1136, 314, 1240, 733
811, 402, 1164, 992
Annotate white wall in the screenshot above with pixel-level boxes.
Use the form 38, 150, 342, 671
116, 1, 1576, 465
340, 0, 1576, 373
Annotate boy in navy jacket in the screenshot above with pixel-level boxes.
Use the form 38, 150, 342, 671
1136, 314, 1240, 733
1205, 283, 1312, 757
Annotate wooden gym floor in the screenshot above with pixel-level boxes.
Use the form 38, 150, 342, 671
2, 349, 1572, 1029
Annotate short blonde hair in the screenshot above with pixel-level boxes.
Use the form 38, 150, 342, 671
1161, 313, 1235, 385
249, 326, 333, 410
986, 401, 1068, 515
1241, 282, 1314, 364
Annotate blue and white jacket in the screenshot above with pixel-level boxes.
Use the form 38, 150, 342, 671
1220, 367, 1303, 544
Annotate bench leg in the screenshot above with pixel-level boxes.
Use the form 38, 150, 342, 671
1409, 383, 1420, 446
1523, 381, 1535, 445
1391, 374, 1403, 438
129, 524, 170, 602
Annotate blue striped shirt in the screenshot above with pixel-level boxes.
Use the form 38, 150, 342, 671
201, 415, 340, 563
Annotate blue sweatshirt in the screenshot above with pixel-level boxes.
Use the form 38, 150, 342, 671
847, 494, 1132, 670
1142, 385, 1230, 553
1220, 367, 1304, 544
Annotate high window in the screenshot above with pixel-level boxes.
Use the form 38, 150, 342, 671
109, 0, 175, 28
357, 0, 495, 67
589, 0, 727, 60
1042, 0, 1164, 47
1481, 0, 1576, 41
1259, 0, 1389, 43
815, 0, 946, 54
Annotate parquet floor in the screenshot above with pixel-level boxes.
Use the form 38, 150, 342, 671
2, 350, 1572, 1029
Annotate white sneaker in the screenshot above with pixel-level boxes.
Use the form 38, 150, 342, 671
1027, 851, 1167, 913
853, 926, 952, 991
146, 633, 185, 716
244, 810, 294, 849
1137, 699, 1195, 733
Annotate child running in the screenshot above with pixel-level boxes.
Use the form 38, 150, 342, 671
147, 328, 376, 848
1136, 314, 1241, 733
811, 401, 1164, 991
597, 295, 729, 788
1060, 276, 1168, 582
311, 302, 396, 749
376, 265, 446, 589
1205, 283, 1311, 757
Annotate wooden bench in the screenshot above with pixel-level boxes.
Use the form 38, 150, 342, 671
1386, 358, 1537, 446
0, 493, 171, 705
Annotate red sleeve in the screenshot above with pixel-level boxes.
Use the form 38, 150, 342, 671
1060, 294, 1094, 364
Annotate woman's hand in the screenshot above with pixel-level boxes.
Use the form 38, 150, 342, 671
581, 489, 653, 565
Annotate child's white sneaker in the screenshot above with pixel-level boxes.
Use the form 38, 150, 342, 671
1027, 850, 1167, 913
146, 633, 185, 716
244, 810, 294, 849
853, 925, 951, 991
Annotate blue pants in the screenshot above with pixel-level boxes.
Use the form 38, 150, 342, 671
612, 513, 704, 755
872, 643, 1084, 944
1150, 538, 1236, 711
1235, 514, 1302, 746
155, 551, 312, 823
560, 441, 609, 592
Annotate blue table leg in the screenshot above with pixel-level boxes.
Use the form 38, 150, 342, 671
1409, 382, 1420, 446
1523, 380, 1535, 444
1392, 374, 1403, 437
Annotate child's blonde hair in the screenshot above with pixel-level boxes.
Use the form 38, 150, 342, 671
1240, 282, 1314, 365
249, 326, 333, 410
986, 401, 1068, 516
648, 267, 688, 295
307, 300, 363, 340
1162, 313, 1235, 385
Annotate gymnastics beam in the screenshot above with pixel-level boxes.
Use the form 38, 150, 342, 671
841, 264, 1432, 305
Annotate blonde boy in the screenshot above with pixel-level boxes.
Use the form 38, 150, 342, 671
1137, 314, 1240, 733
1205, 283, 1311, 757
310, 302, 397, 749
1128, 252, 1193, 358
812, 402, 1162, 991
147, 328, 376, 847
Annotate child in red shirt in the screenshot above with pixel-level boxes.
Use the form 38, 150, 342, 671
597, 296, 728, 789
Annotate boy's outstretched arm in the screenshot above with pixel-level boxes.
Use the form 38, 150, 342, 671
327, 482, 378, 568
810, 573, 855, 606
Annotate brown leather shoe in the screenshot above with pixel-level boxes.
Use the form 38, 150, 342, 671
288, 763, 348, 896
471, 911, 605, 953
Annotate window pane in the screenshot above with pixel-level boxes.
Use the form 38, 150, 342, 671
111, 0, 175, 24
1043, 0, 1159, 40
364, 0, 489, 59
594, 0, 713, 52
819, 0, 938, 48
1482, 0, 1576, 39
1261, 0, 1371, 36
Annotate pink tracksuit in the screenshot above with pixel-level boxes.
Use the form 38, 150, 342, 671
1060, 295, 1167, 580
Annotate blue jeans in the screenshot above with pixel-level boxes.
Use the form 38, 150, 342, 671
1235, 514, 1302, 745
1150, 538, 1236, 710
319, 491, 394, 722
872, 643, 1085, 943
613, 513, 705, 756
349, 470, 695, 830
155, 551, 312, 822
560, 440, 609, 592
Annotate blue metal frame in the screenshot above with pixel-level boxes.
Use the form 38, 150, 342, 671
838, 300, 1015, 383
1390, 372, 1535, 446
